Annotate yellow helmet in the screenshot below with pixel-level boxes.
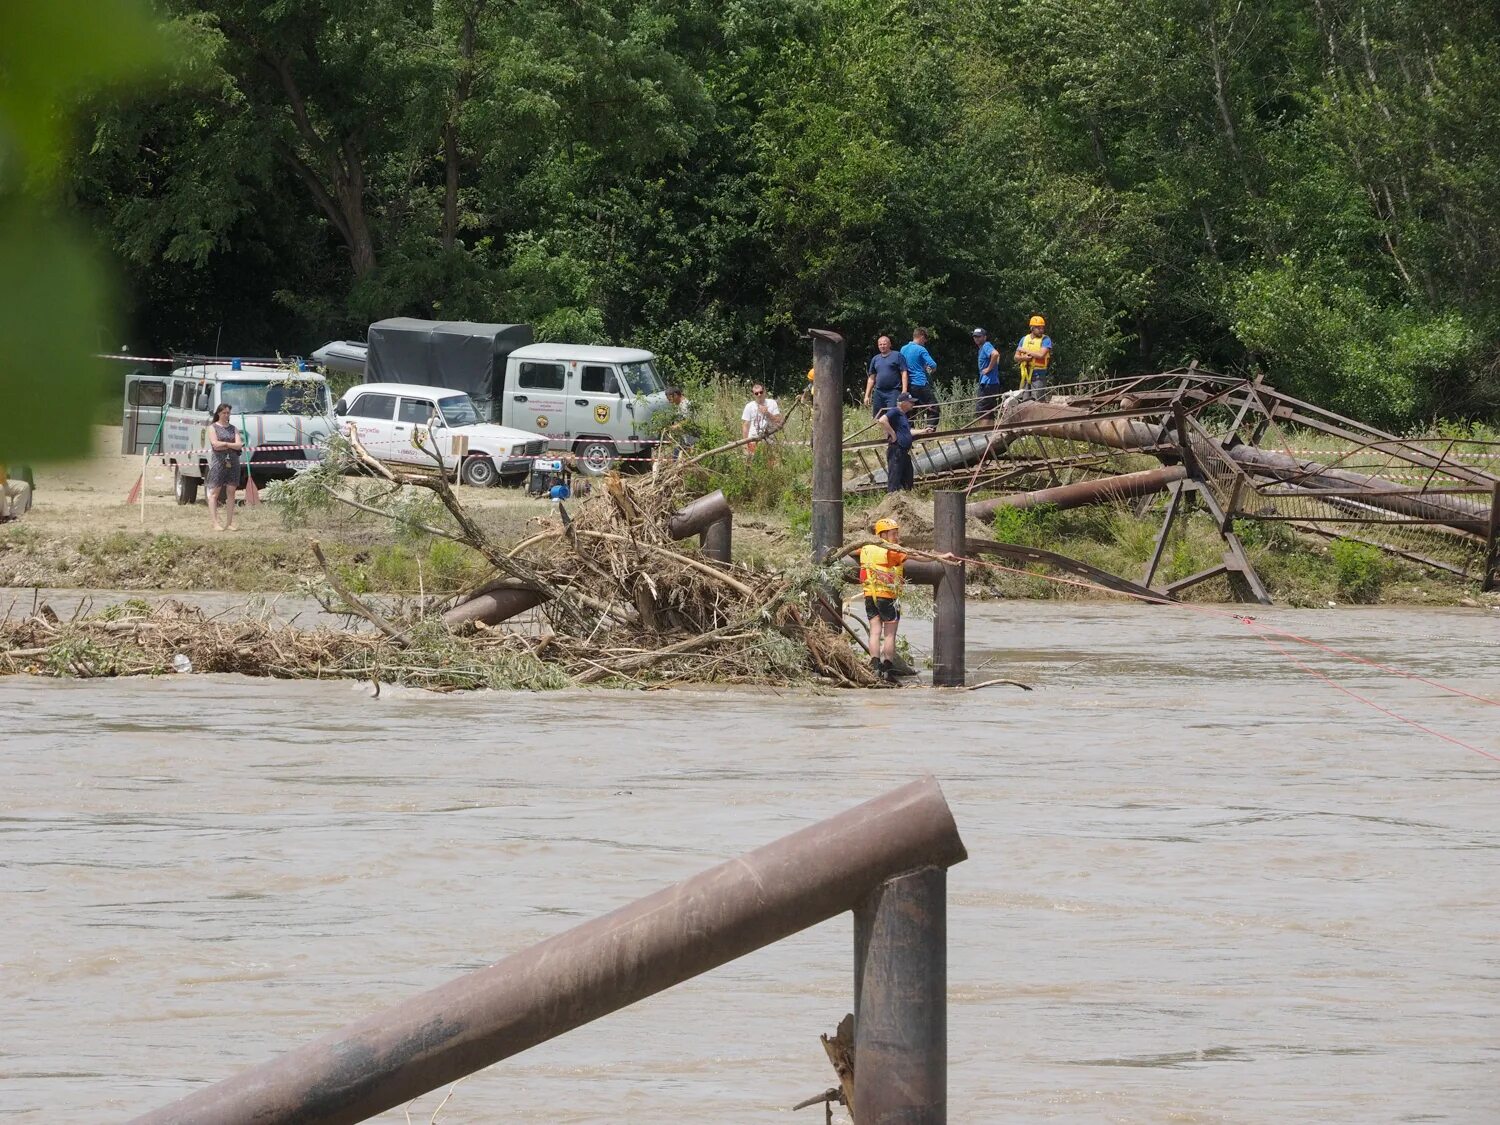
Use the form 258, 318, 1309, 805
874, 518, 899, 534
1029, 314, 1046, 328
807, 366, 816, 382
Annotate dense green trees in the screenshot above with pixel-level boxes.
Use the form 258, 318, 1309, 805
71, 0, 1500, 425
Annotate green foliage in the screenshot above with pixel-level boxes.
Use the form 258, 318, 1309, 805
991, 504, 1060, 548
53, 0, 1500, 428
0, 1, 174, 461
1328, 538, 1389, 603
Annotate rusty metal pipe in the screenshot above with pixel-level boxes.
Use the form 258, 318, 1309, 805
130, 777, 968, 1125
931, 492, 966, 688
968, 466, 1187, 519
854, 866, 947, 1123
811, 329, 846, 562
440, 584, 548, 628
699, 515, 732, 563
666, 490, 731, 540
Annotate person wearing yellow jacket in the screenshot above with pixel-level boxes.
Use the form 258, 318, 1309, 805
859, 517, 908, 682
1014, 314, 1053, 398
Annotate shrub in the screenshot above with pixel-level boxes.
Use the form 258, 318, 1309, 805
1328, 538, 1388, 602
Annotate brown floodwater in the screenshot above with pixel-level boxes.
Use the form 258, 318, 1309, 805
2, 600, 1498, 1122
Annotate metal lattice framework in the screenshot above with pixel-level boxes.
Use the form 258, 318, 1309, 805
844, 367, 1500, 600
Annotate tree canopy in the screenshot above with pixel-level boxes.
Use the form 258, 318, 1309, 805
71, 0, 1500, 426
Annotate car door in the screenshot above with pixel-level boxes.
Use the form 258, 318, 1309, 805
509, 360, 567, 442
342, 392, 398, 457
121, 374, 168, 454
568, 363, 622, 442
396, 395, 443, 466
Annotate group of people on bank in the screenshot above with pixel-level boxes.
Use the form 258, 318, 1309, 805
867, 316, 1054, 495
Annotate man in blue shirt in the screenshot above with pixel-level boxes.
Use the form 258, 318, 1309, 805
877, 392, 917, 492
900, 327, 939, 429
972, 327, 1001, 423
863, 335, 909, 418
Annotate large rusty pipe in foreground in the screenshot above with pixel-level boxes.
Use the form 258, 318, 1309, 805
131, 777, 967, 1125
811, 329, 846, 562
854, 866, 948, 1123
968, 466, 1187, 520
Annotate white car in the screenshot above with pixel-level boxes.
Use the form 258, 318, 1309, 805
334, 382, 547, 486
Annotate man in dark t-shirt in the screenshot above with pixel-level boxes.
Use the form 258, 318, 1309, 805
863, 335, 909, 418
878, 393, 917, 492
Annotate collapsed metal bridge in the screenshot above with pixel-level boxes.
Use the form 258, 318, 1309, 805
846, 366, 1500, 601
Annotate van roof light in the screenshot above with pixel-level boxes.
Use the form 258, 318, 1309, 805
231, 358, 242, 371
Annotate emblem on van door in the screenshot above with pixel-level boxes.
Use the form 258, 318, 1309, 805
594, 404, 610, 424
535, 416, 548, 429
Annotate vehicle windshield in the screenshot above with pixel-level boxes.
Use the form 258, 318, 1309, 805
619, 360, 663, 397
437, 394, 482, 427
220, 380, 331, 417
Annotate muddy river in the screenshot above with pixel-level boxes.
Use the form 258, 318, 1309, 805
3, 601, 1497, 1122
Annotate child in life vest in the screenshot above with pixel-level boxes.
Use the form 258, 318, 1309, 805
859, 517, 908, 683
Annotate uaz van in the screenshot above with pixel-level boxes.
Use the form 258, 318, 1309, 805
122, 361, 335, 504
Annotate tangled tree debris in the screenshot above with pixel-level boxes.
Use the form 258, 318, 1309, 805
3, 405, 887, 690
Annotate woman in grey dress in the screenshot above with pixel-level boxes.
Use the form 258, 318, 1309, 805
206, 403, 243, 531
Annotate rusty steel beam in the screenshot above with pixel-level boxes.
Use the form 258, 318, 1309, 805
130, 778, 968, 1125
968, 466, 1187, 520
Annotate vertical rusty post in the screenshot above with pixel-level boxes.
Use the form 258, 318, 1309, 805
810, 329, 846, 563
931, 490, 966, 687
853, 866, 947, 1124
1484, 483, 1500, 593
699, 516, 732, 564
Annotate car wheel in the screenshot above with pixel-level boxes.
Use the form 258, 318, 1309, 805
574, 438, 618, 476
460, 454, 499, 487
174, 465, 199, 506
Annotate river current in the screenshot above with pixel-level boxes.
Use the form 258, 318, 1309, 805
3, 601, 1497, 1122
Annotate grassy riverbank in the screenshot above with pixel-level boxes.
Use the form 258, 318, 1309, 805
2, 391, 1495, 607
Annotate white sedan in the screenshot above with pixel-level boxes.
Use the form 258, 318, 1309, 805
334, 382, 547, 486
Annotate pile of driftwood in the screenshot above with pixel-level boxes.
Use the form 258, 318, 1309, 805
312, 418, 874, 688
0, 414, 881, 690
0, 598, 569, 691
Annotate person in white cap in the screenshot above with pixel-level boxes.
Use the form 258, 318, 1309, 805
973, 327, 1001, 422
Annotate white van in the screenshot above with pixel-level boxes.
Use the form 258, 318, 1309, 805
333, 383, 546, 486
122, 361, 336, 504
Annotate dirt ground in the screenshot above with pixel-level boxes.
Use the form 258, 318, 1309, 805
0, 426, 799, 592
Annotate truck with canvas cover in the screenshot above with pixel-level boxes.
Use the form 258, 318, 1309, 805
348, 319, 669, 473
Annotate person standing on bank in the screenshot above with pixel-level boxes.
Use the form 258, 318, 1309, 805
740, 383, 782, 455
863, 335, 909, 418
973, 327, 1001, 423
860, 517, 908, 683
206, 403, 244, 532
900, 327, 939, 429
878, 392, 917, 493
1014, 314, 1053, 398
